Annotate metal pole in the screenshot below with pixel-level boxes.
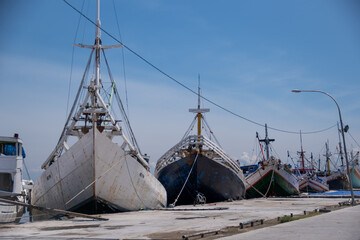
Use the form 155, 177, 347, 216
292, 89, 355, 206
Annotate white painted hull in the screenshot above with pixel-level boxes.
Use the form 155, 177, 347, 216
32, 129, 166, 219
0, 197, 24, 223
299, 175, 329, 193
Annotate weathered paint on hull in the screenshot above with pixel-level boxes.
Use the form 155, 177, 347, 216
157, 153, 245, 206
31, 129, 166, 219
327, 172, 350, 190
299, 178, 329, 193
350, 166, 360, 188
0, 198, 24, 223
245, 165, 299, 198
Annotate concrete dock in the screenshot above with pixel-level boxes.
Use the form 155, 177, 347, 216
0, 197, 358, 239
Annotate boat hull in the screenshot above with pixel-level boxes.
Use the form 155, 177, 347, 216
0, 197, 24, 223
350, 166, 360, 188
325, 171, 350, 190
157, 153, 245, 206
245, 163, 299, 198
299, 176, 329, 193
31, 129, 166, 219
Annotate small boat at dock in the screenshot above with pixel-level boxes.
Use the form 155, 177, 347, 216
316, 141, 350, 190
155, 82, 245, 206
242, 124, 299, 198
293, 133, 329, 193
0, 134, 33, 223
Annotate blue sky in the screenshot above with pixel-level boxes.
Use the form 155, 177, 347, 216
1, 0, 360, 180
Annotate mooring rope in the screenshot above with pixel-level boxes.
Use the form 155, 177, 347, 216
170, 151, 200, 208
263, 167, 275, 198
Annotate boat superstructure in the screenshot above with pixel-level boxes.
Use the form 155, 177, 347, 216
31, 0, 166, 218
0, 134, 32, 223
155, 80, 245, 206
243, 124, 299, 198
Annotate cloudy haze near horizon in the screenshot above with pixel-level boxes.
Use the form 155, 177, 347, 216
1, 0, 359, 180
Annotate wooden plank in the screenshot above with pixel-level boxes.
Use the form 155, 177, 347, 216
0, 198, 108, 221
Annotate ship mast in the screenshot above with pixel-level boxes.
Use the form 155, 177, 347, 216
95, 0, 101, 92
41, 0, 149, 170
258, 124, 275, 160
298, 130, 306, 173
189, 75, 209, 136
324, 140, 332, 175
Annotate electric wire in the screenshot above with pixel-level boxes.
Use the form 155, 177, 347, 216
62, 0, 337, 136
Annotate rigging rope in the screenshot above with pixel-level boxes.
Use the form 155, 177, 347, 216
348, 131, 360, 149
263, 168, 275, 198
112, 0, 130, 117
63, 0, 338, 136
102, 49, 141, 151
66, 0, 85, 119
22, 159, 32, 180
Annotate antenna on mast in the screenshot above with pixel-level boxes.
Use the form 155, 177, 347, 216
197, 74, 201, 110
96, 0, 101, 40
94, 0, 101, 90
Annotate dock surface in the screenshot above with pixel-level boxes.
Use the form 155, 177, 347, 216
0, 197, 357, 239
219, 203, 360, 240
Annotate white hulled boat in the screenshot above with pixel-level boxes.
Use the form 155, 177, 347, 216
293, 133, 329, 193
0, 134, 33, 223
31, 1, 166, 219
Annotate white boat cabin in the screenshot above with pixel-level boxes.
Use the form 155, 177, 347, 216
0, 134, 25, 196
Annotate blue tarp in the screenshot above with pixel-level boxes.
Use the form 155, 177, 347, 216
308, 191, 360, 196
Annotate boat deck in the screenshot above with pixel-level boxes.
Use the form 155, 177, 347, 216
0, 197, 357, 239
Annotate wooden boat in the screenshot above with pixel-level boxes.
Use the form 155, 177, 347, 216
349, 151, 360, 188
0, 134, 32, 223
31, 0, 166, 219
298, 173, 329, 193
154, 82, 245, 206
293, 133, 329, 193
243, 124, 299, 198
316, 141, 350, 190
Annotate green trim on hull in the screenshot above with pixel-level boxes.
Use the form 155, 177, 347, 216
246, 170, 299, 198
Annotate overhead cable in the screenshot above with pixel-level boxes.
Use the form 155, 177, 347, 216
62, 0, 337, 135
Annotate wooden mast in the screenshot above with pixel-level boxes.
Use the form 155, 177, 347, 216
189, 75, 209, 138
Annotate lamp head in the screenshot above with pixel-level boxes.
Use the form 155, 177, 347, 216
292, 89, 302, 93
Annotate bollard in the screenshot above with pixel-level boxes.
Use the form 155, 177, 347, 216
260, 219, 264, 225
290, 213, 293, 217
251, 221, 254, 227
304, 210, 306, 215
239, 223, 243, 229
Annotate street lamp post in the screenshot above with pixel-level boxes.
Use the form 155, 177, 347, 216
292, 89, 355, 206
